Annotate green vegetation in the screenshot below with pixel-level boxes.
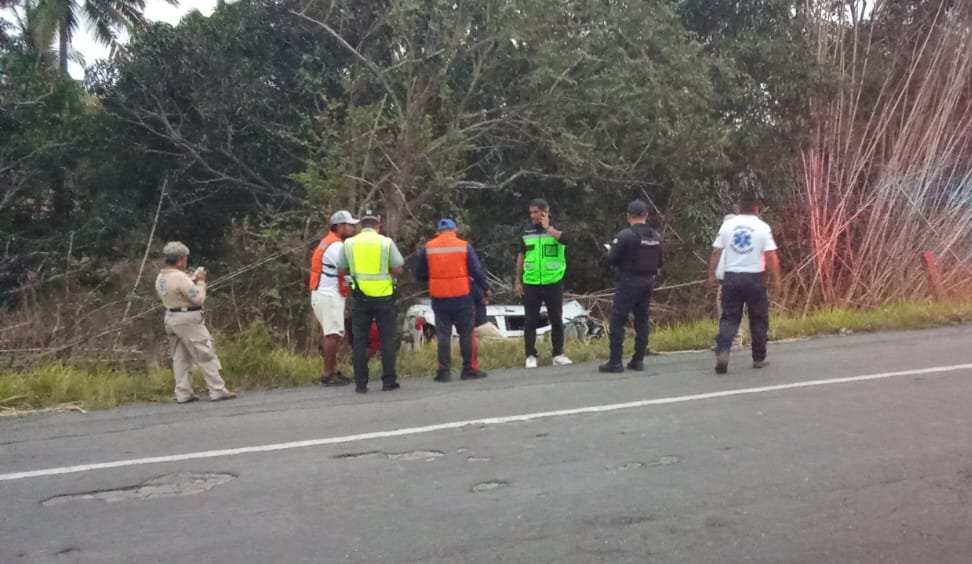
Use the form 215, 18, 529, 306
3, 300, 970, 414
3, 1, 972, 409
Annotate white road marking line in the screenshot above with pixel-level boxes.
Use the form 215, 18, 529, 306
2, 362, 970, 482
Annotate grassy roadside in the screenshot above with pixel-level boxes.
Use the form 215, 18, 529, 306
3, 299, 971, 414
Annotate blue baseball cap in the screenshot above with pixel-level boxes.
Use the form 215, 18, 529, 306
437, 218, 458, 231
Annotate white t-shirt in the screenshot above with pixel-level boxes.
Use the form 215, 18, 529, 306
316, 241, 346, 296
713, 214, 777, 277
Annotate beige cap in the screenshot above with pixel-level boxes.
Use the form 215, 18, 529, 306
162, 241, 190, 261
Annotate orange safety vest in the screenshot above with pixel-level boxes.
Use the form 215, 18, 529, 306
308, 231, 350, 296
426, 232, 471, 298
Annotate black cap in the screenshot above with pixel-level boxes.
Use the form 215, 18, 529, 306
626, 200, 649, 217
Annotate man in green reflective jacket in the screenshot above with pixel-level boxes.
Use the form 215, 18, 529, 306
514, 198, 574, 369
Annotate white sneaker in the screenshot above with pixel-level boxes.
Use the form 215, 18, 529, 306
525, 356, 538, 369
552, 354, 573, 366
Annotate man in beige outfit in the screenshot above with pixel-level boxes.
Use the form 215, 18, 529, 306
155, 242, 237, 403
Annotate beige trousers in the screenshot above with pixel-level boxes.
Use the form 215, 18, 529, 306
164, 311, 228, 401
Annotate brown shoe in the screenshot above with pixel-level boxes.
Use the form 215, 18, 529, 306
210, 390, 238, 401
753, 360, 770, 369
176, 394, 200, 404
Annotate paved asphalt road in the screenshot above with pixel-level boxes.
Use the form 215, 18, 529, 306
2, 327, 972, 564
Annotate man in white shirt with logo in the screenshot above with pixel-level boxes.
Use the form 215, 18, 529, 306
708, 193, 781, 374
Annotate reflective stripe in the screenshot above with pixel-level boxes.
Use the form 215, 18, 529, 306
425, 246, 468, 255
345, 239, 357, 276
379, 238, 390, 275
521, 232, 566, 285
345, 230, 395, 297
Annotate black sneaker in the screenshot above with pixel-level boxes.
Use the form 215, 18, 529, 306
460, 369, 488, 380
753, 360, 770, 369
321, 374, 351, 387
382, 382, 401, 392
434, 370, 452, 383
626, 360, 645, 371
598, 363, 625, 373
355, 386, 368, 394
715, 351, 730, 374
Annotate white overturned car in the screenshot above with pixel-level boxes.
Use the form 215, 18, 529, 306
402, 299, 603, 349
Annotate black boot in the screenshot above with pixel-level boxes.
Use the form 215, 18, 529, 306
598, 362, 625, 373
434, 369, 452, 383
715, 351, 730, 374
460, 368, 488, 380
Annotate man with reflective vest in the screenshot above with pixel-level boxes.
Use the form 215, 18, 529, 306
514, 198, 573, 369
337, 210, 405, 394
309, 210, 358, 386
599, 200, 663, 373
414, 218, 490, 382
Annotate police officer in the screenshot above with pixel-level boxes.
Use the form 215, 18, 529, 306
708, 193, 781, 374
337, 211, 404, 393
414, 218, 490, 382
309, 210, 358, 386
514, 198, 573, 369
155, 242, 237, 403
599, 201, 663, 373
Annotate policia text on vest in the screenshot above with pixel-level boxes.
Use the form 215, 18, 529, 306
514, 199, 574, 369
337, 216, 405, 393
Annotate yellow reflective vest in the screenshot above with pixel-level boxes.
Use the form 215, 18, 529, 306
343, 228, 394, 297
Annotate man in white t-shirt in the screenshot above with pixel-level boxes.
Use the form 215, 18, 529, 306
309, 210, 358, 386
708, 194, 781, 374
716, 213, 745, 351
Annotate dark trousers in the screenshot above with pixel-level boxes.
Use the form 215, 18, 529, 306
523, 282, 564, 357
715, 272, 769, 361
434, 301, 475, 372
609, 278, 654, 365
472, 285, 488, 327
350, 296, 397, 388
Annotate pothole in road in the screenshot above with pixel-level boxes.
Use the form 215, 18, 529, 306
335, 450, 445, 462
615, 462, 646, 471
471, 480, 508, 493
648, 455, 680, 467
41, 472, 236, 507
609, 456, 680, 472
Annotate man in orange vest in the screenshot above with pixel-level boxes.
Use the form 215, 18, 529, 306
415, 218, 490, 382
309, 210, 358, 386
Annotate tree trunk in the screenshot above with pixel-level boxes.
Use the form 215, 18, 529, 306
58, 25, 69, 75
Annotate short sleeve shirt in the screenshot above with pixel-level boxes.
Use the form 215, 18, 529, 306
316, 241, 346, 296
336, 229, 404, 270
713, 214, 777, 276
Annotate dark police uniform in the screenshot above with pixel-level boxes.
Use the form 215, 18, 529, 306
603, 221, 663, 371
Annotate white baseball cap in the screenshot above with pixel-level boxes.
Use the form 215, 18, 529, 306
330, 210, 359, 226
